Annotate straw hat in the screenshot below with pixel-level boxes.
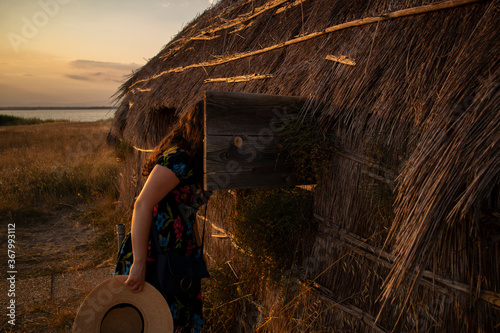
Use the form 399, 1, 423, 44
73, 275, 173, 333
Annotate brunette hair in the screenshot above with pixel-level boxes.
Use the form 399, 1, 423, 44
142, 103, 204, 181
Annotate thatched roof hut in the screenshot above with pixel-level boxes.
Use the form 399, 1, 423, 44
109, 0, 499, 331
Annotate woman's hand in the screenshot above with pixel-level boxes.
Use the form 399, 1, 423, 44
124, 261, 146, 293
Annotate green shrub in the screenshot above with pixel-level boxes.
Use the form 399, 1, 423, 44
0, 114, 64, 126
203, 263, 246, 332
232, 188, 314, 276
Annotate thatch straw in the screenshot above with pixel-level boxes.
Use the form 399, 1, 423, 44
300, 278, 391, 333
380, 3, 500, 304
315, 213, 500, 307
109, 0, 500, 330
127, 0, 481, 90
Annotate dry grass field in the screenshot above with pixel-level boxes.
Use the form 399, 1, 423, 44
0, 118, 312, 332
0, 119, 129, 332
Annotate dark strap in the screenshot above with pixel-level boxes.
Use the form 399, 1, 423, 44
199, 203, 208, 256
149, 203, 208, 256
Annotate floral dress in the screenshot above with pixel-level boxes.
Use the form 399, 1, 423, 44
114, 146, 210, 333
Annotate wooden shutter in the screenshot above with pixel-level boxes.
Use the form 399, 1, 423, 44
204, 91, 305, 190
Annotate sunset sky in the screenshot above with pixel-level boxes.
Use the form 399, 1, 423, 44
0, 0, 215, 107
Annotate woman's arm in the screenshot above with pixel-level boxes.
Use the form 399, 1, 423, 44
124, 164, 180, 293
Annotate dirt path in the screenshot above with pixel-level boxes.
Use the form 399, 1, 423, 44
0, 206, 118, 332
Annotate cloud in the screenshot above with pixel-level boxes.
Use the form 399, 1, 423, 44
66, 74, 90, 81
70, 60, 141, 72
65, 59, 142, 83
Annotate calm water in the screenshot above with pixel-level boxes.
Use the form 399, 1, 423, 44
0, 109, 116, 122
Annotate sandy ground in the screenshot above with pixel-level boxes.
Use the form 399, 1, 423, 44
0, 206, 117, 332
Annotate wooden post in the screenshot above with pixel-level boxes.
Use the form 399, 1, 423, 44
117, 224, 125, 253
204, 91, 305, 190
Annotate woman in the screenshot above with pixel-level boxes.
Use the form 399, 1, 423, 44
115, 106, 210, 332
